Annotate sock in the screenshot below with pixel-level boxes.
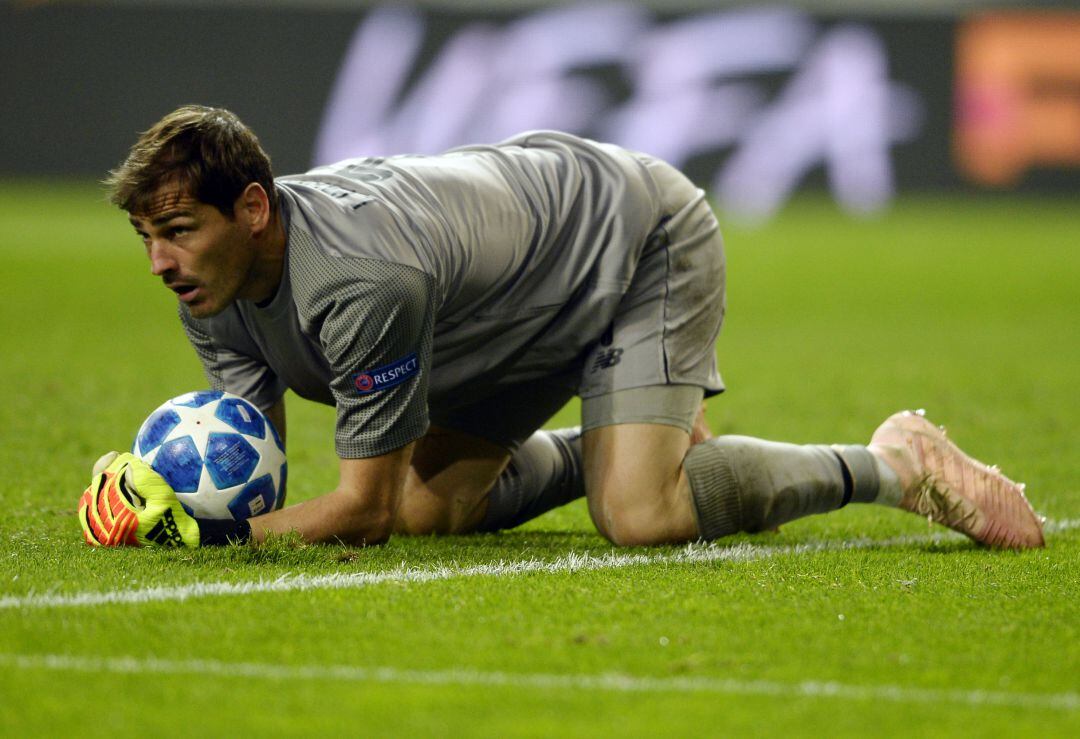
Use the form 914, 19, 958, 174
871, 454, 903, 506
477, 428, 584, 532
683, 436, 888, 539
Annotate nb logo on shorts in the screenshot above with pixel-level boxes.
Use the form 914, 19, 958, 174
591, 348, 623, 372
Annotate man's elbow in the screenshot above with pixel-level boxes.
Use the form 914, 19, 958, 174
335, 495, 395, 547
333, 447, 412, 547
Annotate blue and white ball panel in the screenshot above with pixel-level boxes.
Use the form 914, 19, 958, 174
152, 436, 204, 492
180, 433, 285, 520
135, 408, 182, 456
136, 391, 286, 520
215, 397, 265, 438
172, 390, 225, 408
205, 432, 259, 489
229, 474, 276, 519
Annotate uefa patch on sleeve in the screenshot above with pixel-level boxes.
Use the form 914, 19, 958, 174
352, 352, 420, 394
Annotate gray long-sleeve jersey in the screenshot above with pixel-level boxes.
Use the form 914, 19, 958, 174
180, 131, 662, 458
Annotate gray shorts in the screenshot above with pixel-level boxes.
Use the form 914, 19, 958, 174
431, 157, 726, 451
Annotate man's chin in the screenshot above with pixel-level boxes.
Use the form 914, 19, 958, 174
183, 295, 225, 319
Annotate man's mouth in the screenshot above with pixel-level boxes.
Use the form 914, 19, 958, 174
168, 283, 201, 303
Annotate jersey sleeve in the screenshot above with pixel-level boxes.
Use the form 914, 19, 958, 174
291, 244, 436, 459
177, 305, 288, 412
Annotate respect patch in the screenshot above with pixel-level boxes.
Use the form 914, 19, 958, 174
352, 353, 420, 394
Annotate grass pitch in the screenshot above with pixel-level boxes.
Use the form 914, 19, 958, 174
0, 184, 1077, 736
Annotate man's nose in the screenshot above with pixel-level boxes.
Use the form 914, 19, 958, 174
148, 241, 178, 276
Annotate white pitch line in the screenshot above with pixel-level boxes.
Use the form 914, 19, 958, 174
0, 537, 934, 610
2, 519, 1076, 611
0, 652, 1076, 712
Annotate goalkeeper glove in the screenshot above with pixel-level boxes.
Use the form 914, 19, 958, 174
78, 451, 200, 548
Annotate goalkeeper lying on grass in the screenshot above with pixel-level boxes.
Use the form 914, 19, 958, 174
80, 105, 1045, 551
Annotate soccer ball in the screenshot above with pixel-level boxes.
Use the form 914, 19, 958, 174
133, 391, 287, 521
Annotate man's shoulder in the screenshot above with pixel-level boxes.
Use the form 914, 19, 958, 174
283, 220, 435, 316
276, 179, 430, 267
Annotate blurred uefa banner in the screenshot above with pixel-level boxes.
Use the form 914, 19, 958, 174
2, 1, 1077, 221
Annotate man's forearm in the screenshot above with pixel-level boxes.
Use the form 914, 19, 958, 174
246, 443, 414, 546
247, 488, 394, 546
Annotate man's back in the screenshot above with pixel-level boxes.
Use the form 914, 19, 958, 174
277, 130, 663, 387
287, 132, 657, 308
182, 131, 668, 456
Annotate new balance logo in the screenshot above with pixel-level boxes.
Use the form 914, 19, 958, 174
591, 348, 623, 372
145, 509, 184, 547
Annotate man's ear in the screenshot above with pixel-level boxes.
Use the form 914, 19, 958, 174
237, 182, 271, 234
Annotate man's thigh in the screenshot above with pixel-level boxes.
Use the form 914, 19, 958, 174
576, 159, 724, 545
578, 156, 726, 403
581, 385, 704, 546
582, 422, 699, 546
396, 425, 511, 535
398, 377, 577, 534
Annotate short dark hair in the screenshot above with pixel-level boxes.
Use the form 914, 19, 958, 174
105, 105, 277, 217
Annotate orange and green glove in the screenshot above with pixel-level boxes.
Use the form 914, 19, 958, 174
78, 452, 200, 548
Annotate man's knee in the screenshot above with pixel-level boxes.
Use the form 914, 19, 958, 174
583, 423, 698, 547
588, 482, 680, 547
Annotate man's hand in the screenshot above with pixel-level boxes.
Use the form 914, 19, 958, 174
78, 452, 200, 548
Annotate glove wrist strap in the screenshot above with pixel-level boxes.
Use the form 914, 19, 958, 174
196, 518, 252, 546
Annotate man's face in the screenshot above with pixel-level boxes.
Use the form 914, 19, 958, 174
130, 185, 257, 319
